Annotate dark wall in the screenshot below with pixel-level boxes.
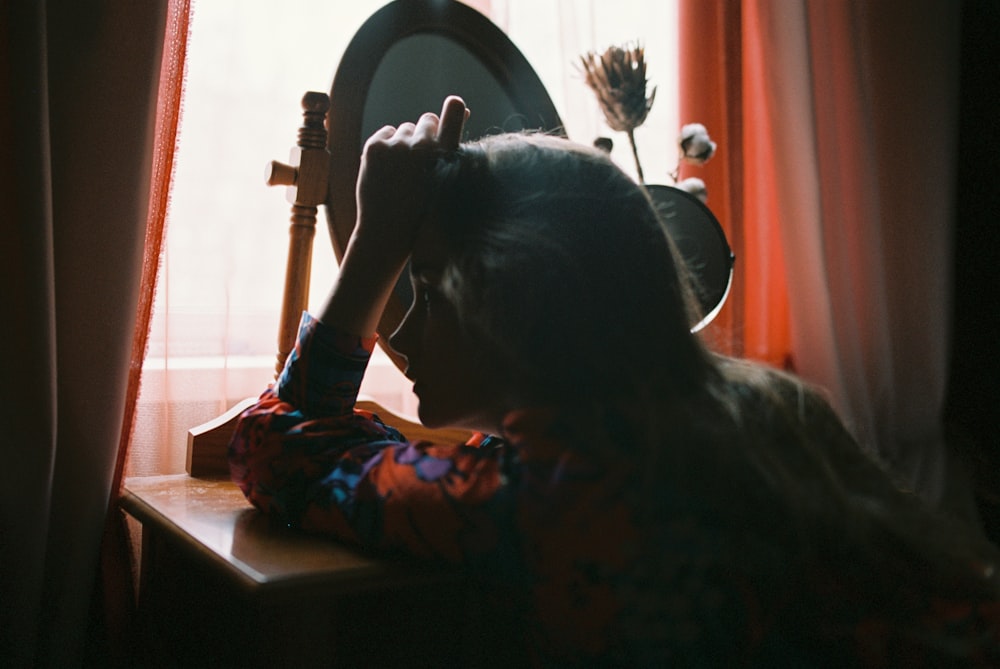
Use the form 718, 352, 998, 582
948, 0, 1000, 538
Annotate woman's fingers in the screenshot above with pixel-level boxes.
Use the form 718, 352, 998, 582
363, 122, 412, 156
413, 112, 440, 145
436, 95, 468, 150
363, 124, 396, 147
365, 97, 467, 154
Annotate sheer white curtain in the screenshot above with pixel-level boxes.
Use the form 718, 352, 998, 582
745, 0, 963, 508
128, 0, 679, 477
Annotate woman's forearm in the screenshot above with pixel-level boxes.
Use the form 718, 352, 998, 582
315, 228, 407, 338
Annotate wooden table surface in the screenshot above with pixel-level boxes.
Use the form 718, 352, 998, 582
121, 474, 457, 600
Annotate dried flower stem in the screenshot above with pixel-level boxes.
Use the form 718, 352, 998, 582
627, 129, 645, 184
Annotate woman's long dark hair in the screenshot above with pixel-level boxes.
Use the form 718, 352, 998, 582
429, 132, 1000, 656
433, 133, 711, 408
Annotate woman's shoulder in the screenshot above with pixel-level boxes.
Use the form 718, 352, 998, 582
709, 355, 849, 439
714, 354, 822, 398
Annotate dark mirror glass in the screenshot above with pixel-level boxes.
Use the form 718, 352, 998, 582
363, 34, 535, 142
361, 33, 544, 309
645, 184, 735, 331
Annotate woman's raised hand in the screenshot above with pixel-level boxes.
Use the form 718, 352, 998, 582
354, 95, 468, 261
318, 97, 468, 337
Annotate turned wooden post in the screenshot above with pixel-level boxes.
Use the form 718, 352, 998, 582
266, 91, 330, 378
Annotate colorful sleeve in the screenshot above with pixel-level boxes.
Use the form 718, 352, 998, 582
228, 312, 506, 564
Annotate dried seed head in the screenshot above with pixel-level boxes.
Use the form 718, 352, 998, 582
579, 44, 657, 133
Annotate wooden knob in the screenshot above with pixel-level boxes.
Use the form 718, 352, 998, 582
266, 160, 297, 187
302, 91, 329, 114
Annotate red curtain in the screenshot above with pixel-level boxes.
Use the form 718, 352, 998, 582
678, 0, 967, 511
112, 0, 191, 514
678, 0, 791, 367
96, 0, 191, 662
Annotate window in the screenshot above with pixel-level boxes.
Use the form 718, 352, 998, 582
128, 0, 678, 477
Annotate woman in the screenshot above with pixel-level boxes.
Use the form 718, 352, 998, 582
230, 97, 1000, 666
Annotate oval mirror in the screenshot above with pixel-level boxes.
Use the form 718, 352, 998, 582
326, 0, 564, 369
645, 184, 735, 332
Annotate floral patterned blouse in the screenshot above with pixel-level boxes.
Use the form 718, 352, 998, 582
229, 312, 1000, 667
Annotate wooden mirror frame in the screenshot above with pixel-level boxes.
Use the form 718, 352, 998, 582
325, 0, 564, 370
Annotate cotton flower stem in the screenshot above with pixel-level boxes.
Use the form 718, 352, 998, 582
627, 129, 645, 184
